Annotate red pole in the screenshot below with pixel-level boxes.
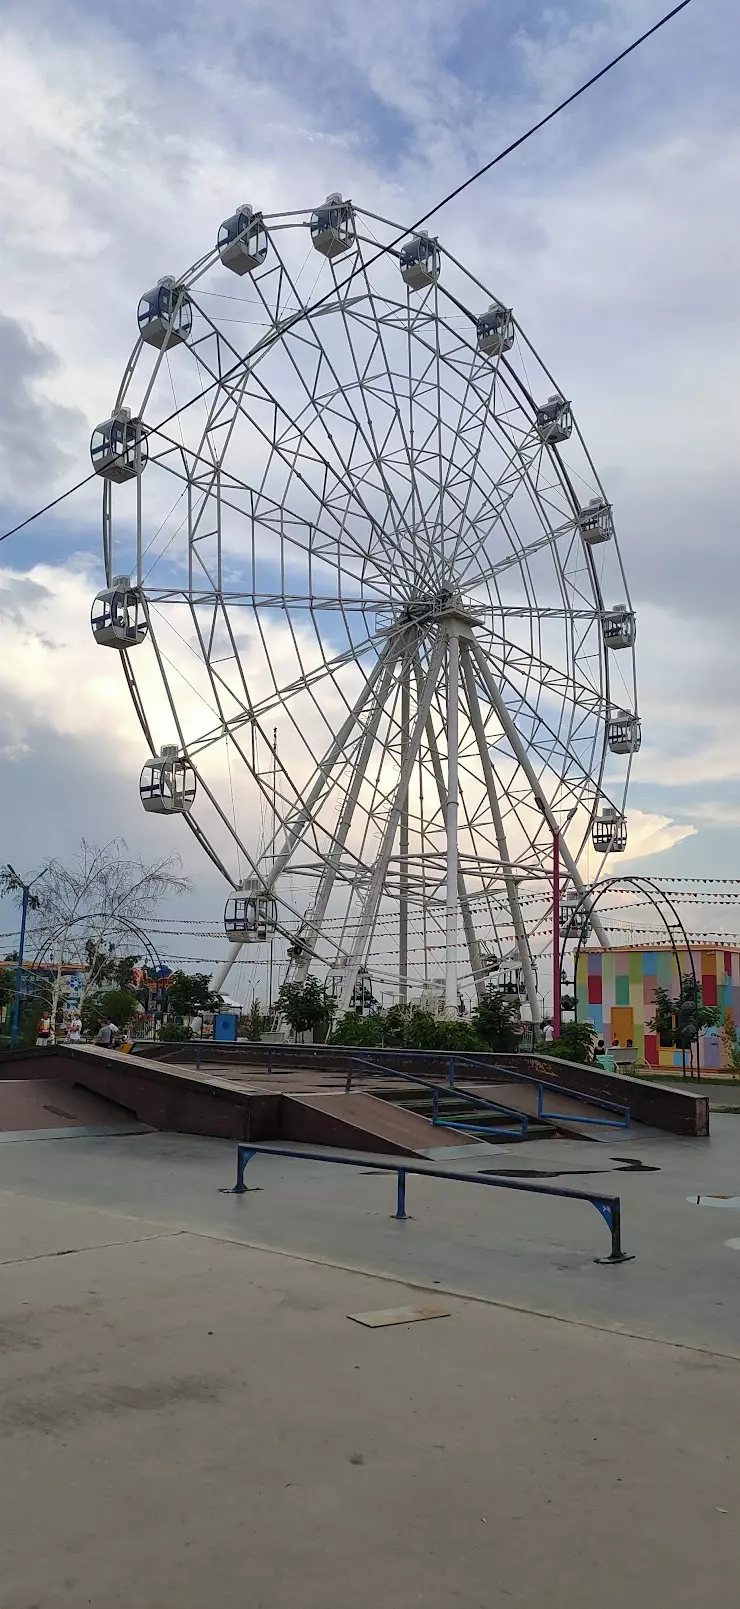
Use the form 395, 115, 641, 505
552, 828, 561, 1040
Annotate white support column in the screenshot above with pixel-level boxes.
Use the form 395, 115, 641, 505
290, 654, 399, 985
265, 644, 395, 892
444, 625, 460, 1016
335, 633, 447, 1018
421, 690, 486, 1002
399, 663, 411, 1005
469, 639, 611, 951
460, 644, 541, 1027
211, 646, 396, 999
212, 942, 242, 996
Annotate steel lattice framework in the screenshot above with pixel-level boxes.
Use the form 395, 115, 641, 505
95, 199, 639, 1022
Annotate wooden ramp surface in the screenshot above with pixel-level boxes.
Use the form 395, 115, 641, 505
282, 1092, 478, 1157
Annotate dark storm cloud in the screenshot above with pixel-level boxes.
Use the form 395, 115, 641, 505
0, 312, 85, 491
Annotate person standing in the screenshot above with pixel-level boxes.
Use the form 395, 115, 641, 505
542, 1022, 555, 1043
67, 1013, 82, 1044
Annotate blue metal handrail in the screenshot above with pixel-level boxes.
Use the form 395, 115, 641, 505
347, 1054, 531, 1140
452, 1052, 630, 1129
231, 1142, 633, 1264
347, 1049, 629, 1131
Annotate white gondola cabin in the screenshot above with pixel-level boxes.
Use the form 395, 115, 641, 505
608, 710, 642, 754
592, 805, 627, 854
139, 745, 197, 814
224, 878, 278, 943
535, 395, 572, 444
326, 968, 375, 1015
602, 606, 636, 651
476, 303, 514, 357
91, 577, 148, 649
399, 231, 440, 289
578, 497, 613, 545
493, 962, 537, 1001
560, 890, 591, 938
310, 193, 355, 259
218, 205, 268, 275
137, 277, 192, 349
90, 408, 146, 483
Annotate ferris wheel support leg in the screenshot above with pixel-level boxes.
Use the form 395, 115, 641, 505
460, 645, 541, 1029
335, 634, 446, 1019
211, 942, 244, 996
444, 627, 460, 1017
289, 655, 400, 986
399, 664, 411, 1006
264, 643, 397, 893
422, 700, 487, 1004
469, 641, 611, 953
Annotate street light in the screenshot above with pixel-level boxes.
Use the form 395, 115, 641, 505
1, 864, 46, 1051
534, 804, 577, 1041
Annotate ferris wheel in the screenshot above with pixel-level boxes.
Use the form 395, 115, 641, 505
90, 192, 639, 1024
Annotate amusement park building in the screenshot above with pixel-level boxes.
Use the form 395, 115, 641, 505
575, 946, 740, 1070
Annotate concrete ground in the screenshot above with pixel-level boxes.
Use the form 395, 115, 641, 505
2, 1117, 740, 1606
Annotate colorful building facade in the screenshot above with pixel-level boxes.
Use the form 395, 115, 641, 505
575, 946, 740, 1071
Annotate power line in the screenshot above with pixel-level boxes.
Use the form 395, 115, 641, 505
0, 472, 96, 546
0, 0, 693, 550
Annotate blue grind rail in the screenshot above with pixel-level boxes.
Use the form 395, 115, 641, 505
348, 1051, 630, 1132
232, 1143, 633, 1264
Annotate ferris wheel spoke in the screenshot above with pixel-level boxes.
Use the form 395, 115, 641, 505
459, 644, 540, 1024
468, 638, 610, 949
335, 630, 447, 1016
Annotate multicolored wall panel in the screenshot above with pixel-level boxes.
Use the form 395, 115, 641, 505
575, 947, 740, 1070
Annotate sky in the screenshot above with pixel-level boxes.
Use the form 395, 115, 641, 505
0, 0, 738, 978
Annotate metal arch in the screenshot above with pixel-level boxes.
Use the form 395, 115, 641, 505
27, 910, 167, 985
566, 874, 701, 1075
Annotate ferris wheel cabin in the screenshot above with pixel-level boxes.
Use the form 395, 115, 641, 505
137, 277, 192, 349
535, 395, 573, 444
310, 194, 355, 259
91, 578, 148, 649
476, 304, 515, 357
578, 497, 613, 545
608, 710, 642, 754
224, 880, 278, 944
603, 606, 636, 651
399, 232, 440, 289
592, 806, 627, 854
90, 409, 146, 483
140, 746, 197, 814
218, 205, 268, 275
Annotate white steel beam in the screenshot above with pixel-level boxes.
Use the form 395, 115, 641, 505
335, 632, 447, 1017
469, 638, 610, 950
460, 644, 541, 1026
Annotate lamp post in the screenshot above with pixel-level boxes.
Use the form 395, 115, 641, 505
536, 806, 576, 1043
2, 864, 45, 1051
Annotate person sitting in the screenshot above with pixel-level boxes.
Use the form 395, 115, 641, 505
95, 1019, 119, 1049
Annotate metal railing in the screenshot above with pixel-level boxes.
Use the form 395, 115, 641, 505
345, 1051, 630, 1131
346, 1054, 531, 1139
232, 1142, 633, 1264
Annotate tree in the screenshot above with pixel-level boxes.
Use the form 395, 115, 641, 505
722, 1009, 740, 1075
545, 1021, 594, 1064
471, 988, 520, 1052
81, 988, 141, 1037
166, 971, 223, 1017
17, 840, 190, 1026
330, 1011, 385, 1047
648, 978, 721, 1050
278, 977, 333, 1041
241, 1000, 271, 1041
